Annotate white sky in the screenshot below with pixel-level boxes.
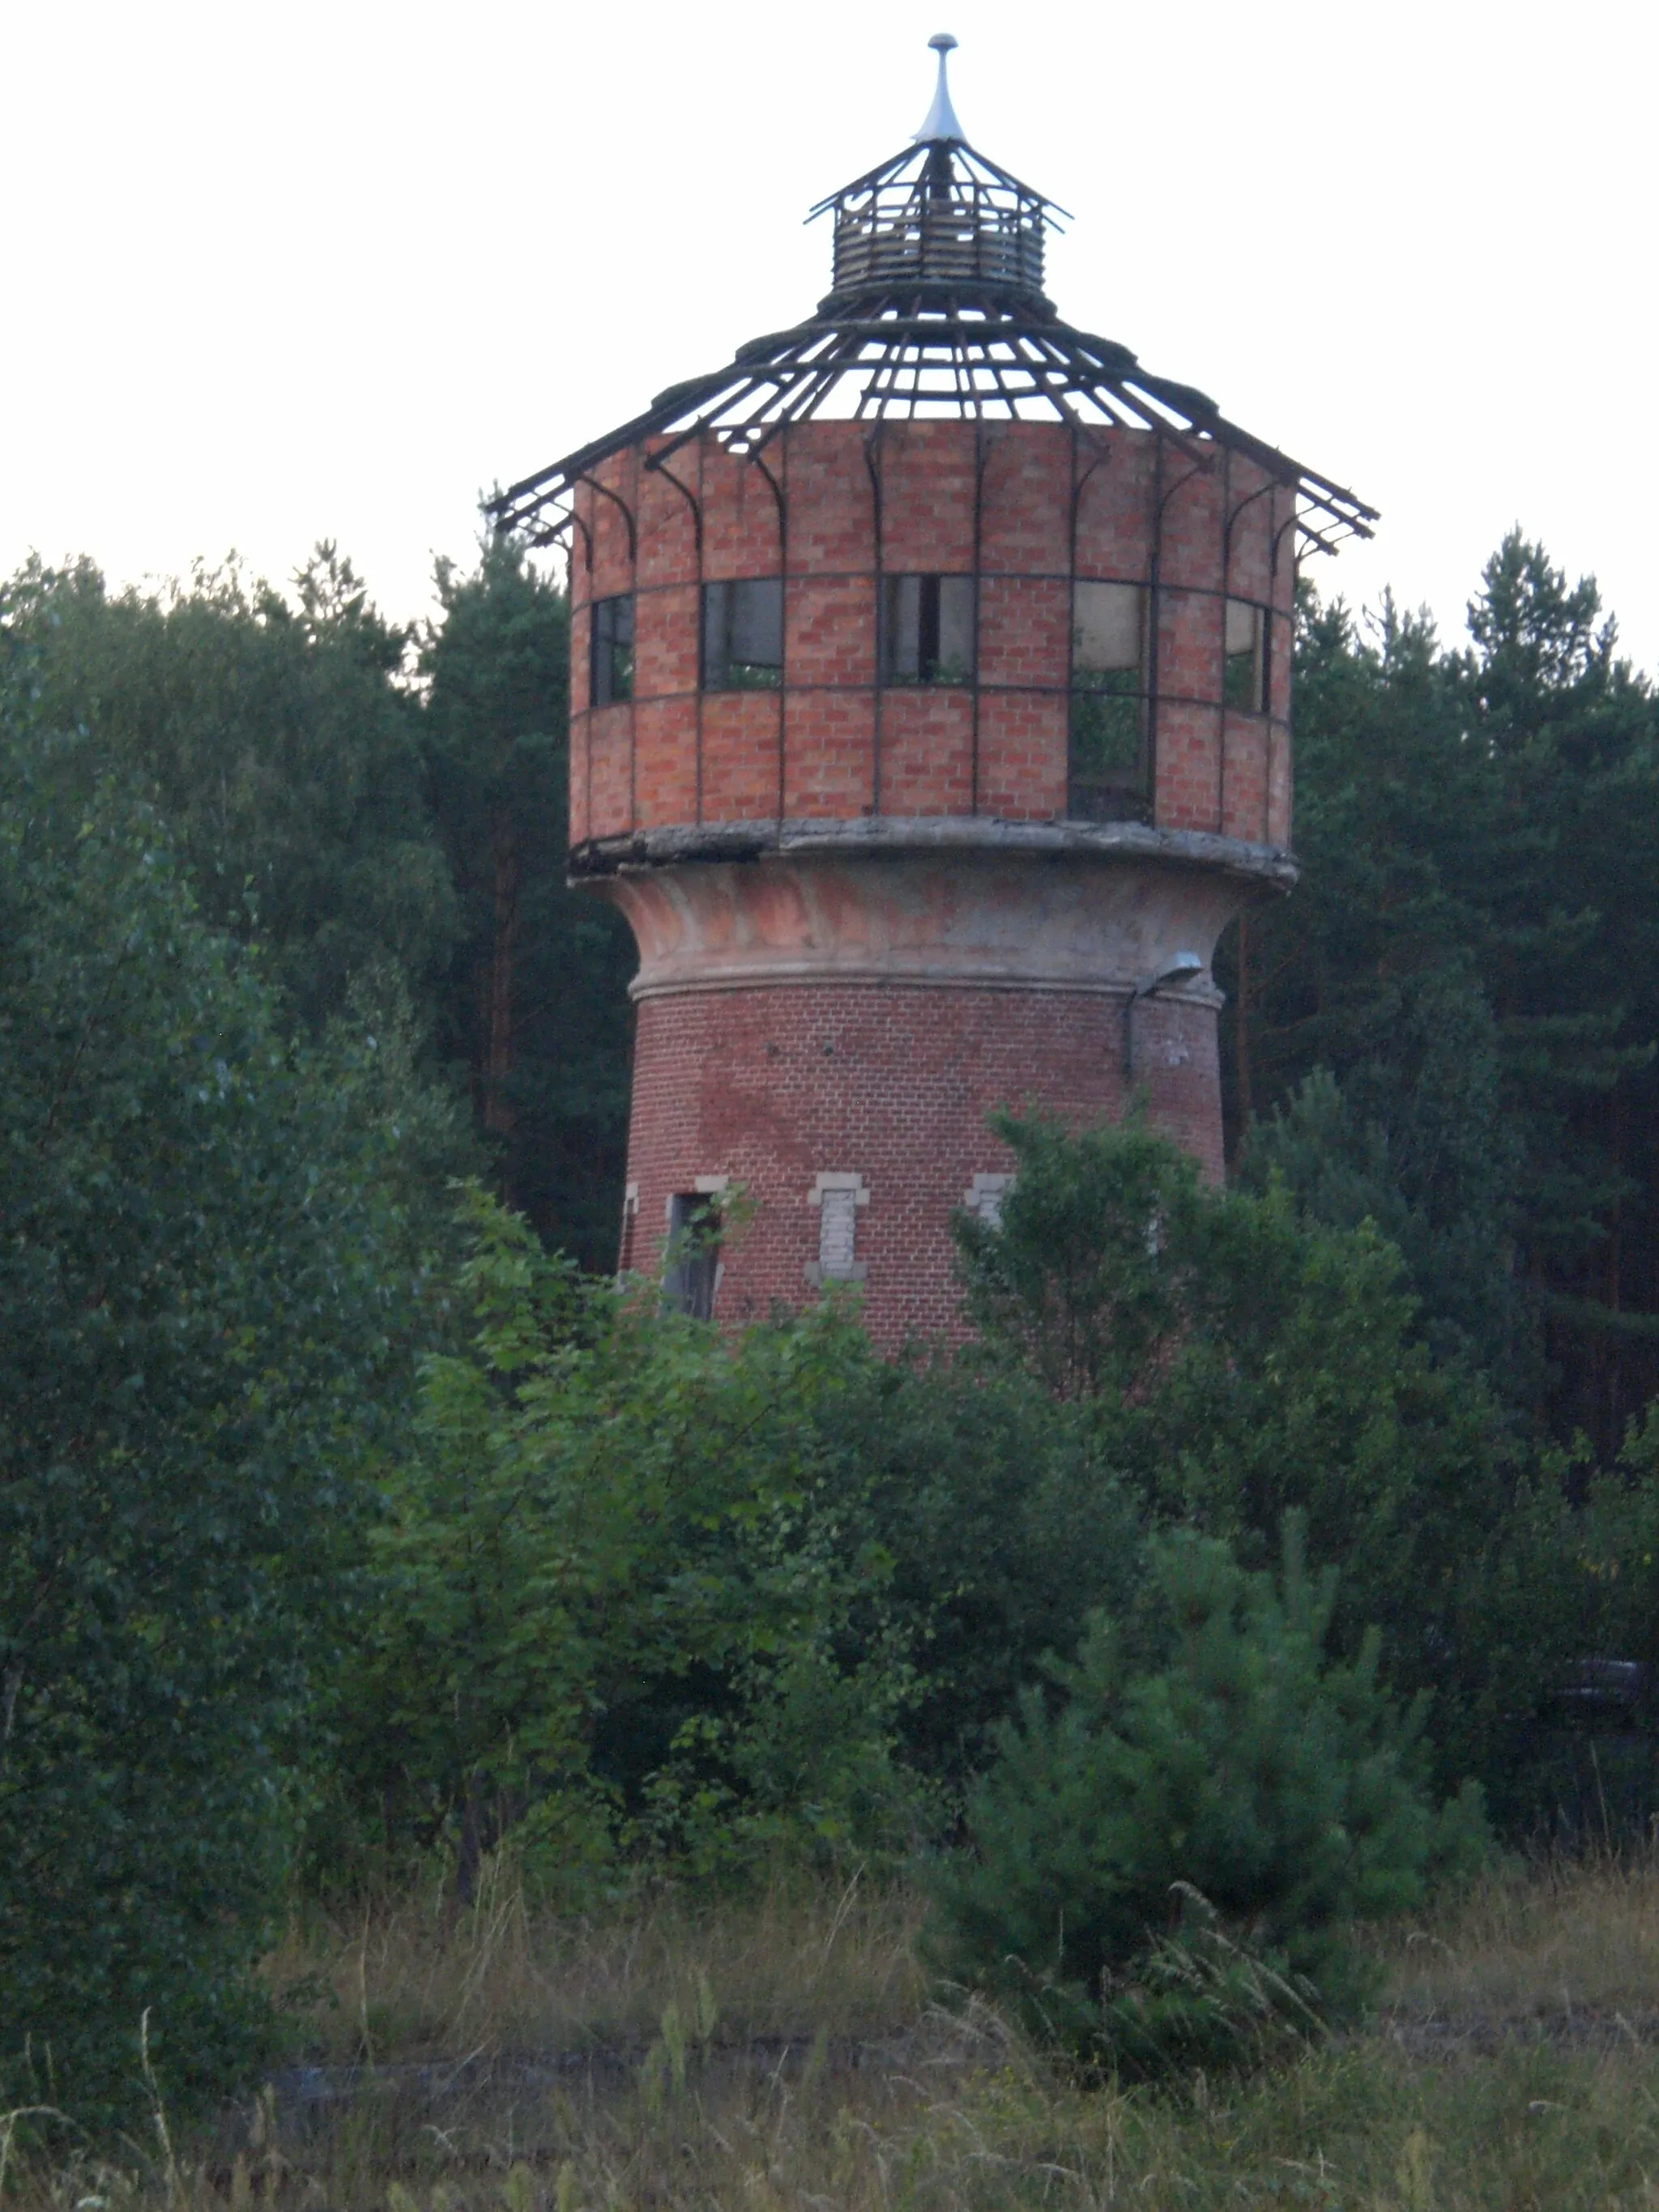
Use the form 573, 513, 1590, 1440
4, 0, 1656, 670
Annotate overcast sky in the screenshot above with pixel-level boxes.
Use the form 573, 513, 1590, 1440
5, 0, 1655, 669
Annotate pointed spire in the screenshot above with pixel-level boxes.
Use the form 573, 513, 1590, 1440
912, 31, 965, 145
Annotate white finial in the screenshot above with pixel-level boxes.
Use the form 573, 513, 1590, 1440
912, 31, 966, 144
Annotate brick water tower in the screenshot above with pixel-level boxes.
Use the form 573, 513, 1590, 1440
492, 36, 1375, 1344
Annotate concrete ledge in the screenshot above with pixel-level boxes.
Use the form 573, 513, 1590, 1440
569, 815, 1299, 894
631, 967, 1226, 1007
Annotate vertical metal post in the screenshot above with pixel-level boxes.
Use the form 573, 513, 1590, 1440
1065, 425, 1107, 818
864, 424, 885, 815
1218, 443, 1232, 837
971, 420, 988, 814
748, 441, 789, 825
1271, 501, 1301, 847
694, 437, 706, 825
1147, 430, 1166, 820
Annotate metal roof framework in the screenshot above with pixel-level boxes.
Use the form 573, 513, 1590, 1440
489, 136, 1377, 562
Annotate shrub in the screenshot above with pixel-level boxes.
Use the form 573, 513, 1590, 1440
952, 1111, 1569, 1807
321, 1197, 924, 1894
805, 1355, 1145, 1786
0, 725, 433, 2120
925, 1520, 1488, 2076
1576, 1403, 1659, 1672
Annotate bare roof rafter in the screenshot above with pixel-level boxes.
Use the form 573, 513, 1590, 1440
489, 135, 1376, 556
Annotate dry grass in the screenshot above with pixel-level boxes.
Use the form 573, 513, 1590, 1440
1380, 1849, 1659, 2029
15, 1856, 1659, 2210
267, 1861, 927, 2065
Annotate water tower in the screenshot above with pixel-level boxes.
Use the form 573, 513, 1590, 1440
491, 36, 1374, 1343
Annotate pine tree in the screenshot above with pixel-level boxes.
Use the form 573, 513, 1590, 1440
1226, 539, 1659, 1450
926, 1520, 1487, 2074
420, 541, 635, 1264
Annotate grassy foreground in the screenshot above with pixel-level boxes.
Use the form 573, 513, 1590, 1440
14, 1856, 1659, 2210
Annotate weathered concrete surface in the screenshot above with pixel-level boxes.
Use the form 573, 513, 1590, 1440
586, 833, 1287, 1003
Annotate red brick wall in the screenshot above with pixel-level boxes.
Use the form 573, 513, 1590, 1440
569, 422, 1297, 852
620, 978, 1223, 1350
571, 419, 1291, 1340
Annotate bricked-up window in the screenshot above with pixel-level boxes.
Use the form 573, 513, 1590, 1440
804, 1171, 869, 1286
702, 579, 783, 691
1069, 581, 1148, 820
881, 575, 975, 686
1223, 598, 1269, 714
662, 1192, 719, 1319
963, 1173, 1013, 1228
590, 593, 634, 706
819, 1187, 858, 1274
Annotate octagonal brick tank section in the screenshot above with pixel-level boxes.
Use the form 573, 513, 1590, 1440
570, 420, 1294, 845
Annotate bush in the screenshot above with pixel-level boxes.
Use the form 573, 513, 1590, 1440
925, 1521, 1488, 2076
1576, 1404, 1659, 1673
804, 1355, 1145, 1787
0, 724, 435, 2120
952, 1111, 1568, 1806
320, 1197, 925, 1895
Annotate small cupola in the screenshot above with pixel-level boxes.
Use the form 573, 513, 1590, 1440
812, 33, 1060, 315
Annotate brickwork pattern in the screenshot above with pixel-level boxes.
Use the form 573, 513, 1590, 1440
569, 420, 1298, 855
572, 418, 1290, 1343
620, 978, 1223, 1350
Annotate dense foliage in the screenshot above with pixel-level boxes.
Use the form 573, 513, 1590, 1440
3, 550, 452, 1031
806, 1357, 1145, 1786
322, 1198, 919, 1894
1228, 536, 1659, 1450
419, 545, 633, 1258
0, 716, 440, 2114
2, 545, 633, 1265
6, 523, 1659, 2121
927, 1524, 1488, 2073
953, 1109, 1546, 1801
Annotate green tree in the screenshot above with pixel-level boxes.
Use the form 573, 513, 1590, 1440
1226, 541, 1659, 1449
806, 1357, 1145, 1788
1241, 963, 1530, 1387
927, 1522, 1487, 2074
953, 1112, 1564, 1806
324, 1198, 917, 1896
0, 697, 433, 2117
3, 548, 455, 1034
419, 543, 635, 1265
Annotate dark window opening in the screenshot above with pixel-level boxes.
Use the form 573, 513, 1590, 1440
1223, 598, 1269, 714
663, 1191, 720, 1320
702, 578, 784, 690
1069, 580, 1149, 821
881, 574, 975, 686
591, 593, 635, 707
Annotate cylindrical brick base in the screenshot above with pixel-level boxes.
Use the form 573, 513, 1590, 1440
591, 831, 1284, 1349
618, 975, 1221, 1348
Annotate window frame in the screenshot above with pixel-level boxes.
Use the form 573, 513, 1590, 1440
701, 577, 785, 693
1068, 578, 1151, 823
1222, 597, 1270, 716
662, 1191, 720, 1320
879, 573, 977, 688
590, 592, 635, 708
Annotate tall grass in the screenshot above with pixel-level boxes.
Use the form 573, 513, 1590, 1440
1380, 1846, 1659, 2027
267, 1860, 928, 2062
12, 1855, 1659, 2210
